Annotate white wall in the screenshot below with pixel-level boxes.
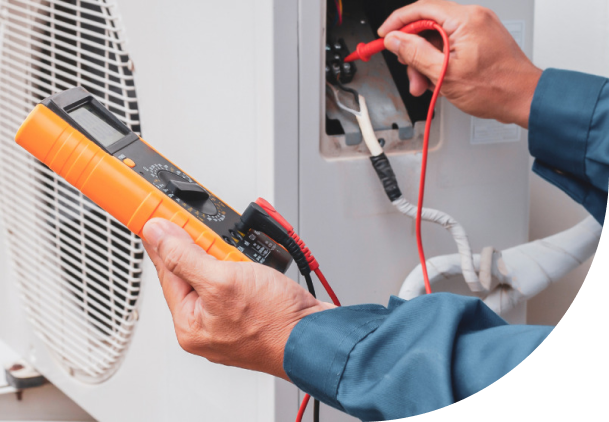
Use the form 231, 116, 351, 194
527, 0, 609, 325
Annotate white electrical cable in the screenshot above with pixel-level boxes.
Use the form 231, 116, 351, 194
392, 197, 483, 291
329, 88, 484, 292
399, 216, 602, 316
325, 87, 382, 157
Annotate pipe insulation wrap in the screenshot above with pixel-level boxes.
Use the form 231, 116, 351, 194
392, 196, 483, 292
399, 216, 602, 316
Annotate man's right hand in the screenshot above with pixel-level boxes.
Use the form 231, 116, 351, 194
379, 0, 542, 128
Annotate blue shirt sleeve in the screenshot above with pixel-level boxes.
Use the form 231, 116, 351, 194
284, 293, 552, 421
529, 68, 609, 224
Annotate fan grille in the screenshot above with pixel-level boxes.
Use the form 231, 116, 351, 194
0, 0, 143, 383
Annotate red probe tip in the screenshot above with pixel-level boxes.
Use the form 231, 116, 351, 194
344, 51, 359, 63
343, 20, 439, 64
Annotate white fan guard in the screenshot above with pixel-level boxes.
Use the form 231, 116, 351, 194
0, 0, 144, 384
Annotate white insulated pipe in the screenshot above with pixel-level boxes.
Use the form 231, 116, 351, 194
399, 216, 602, 316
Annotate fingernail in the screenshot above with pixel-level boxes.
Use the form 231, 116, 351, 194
143, 220, 165, 250
386, 35, 402, 52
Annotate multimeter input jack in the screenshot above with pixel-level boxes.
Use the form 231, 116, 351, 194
236, 202, 312, 277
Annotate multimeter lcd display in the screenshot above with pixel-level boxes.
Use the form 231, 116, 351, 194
68, 103, 126, 147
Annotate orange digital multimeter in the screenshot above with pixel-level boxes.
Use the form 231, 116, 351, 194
16, 87, 292, 273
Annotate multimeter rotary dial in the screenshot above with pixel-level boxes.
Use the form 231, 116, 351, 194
157, 170, 218, 216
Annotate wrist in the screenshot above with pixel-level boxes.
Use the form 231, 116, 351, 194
502, 65, 542, 128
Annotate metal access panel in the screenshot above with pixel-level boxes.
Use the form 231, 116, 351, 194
299, 0, 534, 419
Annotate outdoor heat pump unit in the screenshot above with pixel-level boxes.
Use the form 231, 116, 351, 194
0, 1, 534, 421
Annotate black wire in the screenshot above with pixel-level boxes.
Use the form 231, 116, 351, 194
336, 80, 360, 108
304, 273, 316, 298
288, 239, 319, 421
305, 272, 320, 422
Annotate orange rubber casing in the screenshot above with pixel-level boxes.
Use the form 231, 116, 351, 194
16, 104, 250, 264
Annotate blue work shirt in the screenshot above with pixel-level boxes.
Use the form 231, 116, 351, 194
284, 68, 608, 421
530, 69, 609, 224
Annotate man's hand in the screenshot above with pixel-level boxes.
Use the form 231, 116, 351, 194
379, 0, 542, 128
142, 218, 334, 380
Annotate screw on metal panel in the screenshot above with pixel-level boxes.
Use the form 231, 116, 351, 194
127, 59, 135, 72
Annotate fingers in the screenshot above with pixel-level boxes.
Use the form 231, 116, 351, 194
143, 218, 223, 294
407, 66, 431, 97
385, 32, 445, 84
143, 239, 195, 313
378, 0, 455, 37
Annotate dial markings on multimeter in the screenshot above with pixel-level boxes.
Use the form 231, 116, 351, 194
15, 87, 292, 273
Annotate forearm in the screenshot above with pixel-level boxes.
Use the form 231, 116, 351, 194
284, 293, 552, 420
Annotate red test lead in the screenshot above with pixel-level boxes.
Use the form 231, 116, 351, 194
345, 20, 451, 295
344, 19, 438, 63
252, 198, 342, 422
255, 198, 341, 307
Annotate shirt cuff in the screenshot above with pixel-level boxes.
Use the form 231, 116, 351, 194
529, 68, 607, 180
283, 303, 394, 411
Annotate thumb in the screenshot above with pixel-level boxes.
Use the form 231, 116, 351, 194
143, 218, 224, 293
385, 31, 445, 84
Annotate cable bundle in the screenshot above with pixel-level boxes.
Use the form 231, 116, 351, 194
338, 21, 455, 295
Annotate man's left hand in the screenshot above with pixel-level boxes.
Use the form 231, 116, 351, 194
142, 218, 334, 380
